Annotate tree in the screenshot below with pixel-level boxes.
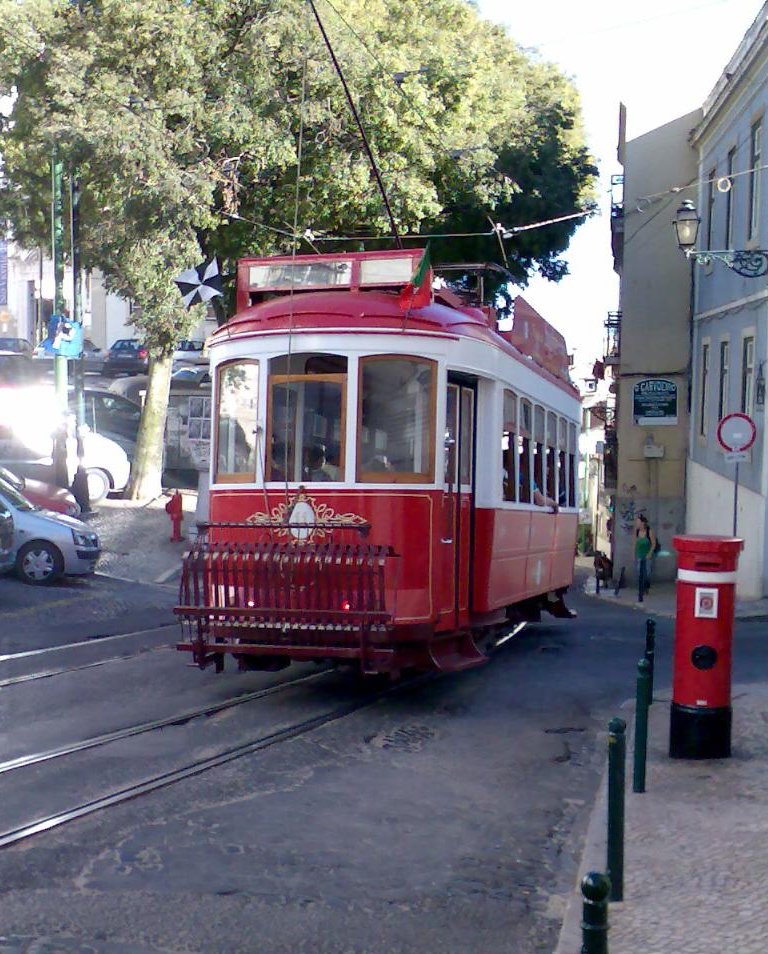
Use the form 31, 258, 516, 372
0, 0, 596, 498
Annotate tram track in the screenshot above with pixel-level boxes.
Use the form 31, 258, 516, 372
0, 625, 178, 686
0, 668, 332, 776
0, 671, 429, 850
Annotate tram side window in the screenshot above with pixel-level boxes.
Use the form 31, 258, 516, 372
558, 417, 568, 507
546, 411, 558, 502
519, 399, 532, 503
216, 361, 259, 482
533, 405, 545, 499
460, 389, 474, 485
267, 353, 347, 482
502, 390, 517, 501
445, 385, 458, 484
358, 356, 435, 482
568, 422, 577, 507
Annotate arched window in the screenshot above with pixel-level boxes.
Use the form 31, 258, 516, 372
215, 360, 259, 482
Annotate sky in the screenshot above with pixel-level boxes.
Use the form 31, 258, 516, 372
476, 0, 764, 371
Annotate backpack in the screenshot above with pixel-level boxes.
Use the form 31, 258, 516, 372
653, 533, 661, 554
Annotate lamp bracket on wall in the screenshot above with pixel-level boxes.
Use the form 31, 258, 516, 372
686, 249, 768, 278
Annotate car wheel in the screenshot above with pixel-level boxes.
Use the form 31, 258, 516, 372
16, 540, 64, 585
86, 468, 111, 503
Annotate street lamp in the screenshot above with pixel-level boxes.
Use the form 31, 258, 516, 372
674, 199, 768, 277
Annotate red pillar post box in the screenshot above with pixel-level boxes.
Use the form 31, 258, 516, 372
670, 535, 744, 759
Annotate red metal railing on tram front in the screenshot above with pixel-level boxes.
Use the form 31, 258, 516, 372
175, 525, 395, 671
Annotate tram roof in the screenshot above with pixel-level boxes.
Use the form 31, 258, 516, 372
210, 288, 578, 398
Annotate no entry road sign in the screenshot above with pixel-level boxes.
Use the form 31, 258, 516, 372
717, 412, 757, 453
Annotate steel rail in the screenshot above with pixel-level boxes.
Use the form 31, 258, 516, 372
0, 624, 178, 663
0, 669, 331, 776
0, 646, 171, 689
0, 674, 428, 849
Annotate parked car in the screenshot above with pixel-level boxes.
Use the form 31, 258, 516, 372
70, 389, 141, 456
171, 366, 211, 388
0, 466, 80, 517
0, 428, 130, 503
0, 497, 13, 574
0, 352, 42, 386
0, 338, 33, 357
0, 474, 100, 584
33, 337, 104, 373
172, 339, 207, 370
102, 339, 149, 377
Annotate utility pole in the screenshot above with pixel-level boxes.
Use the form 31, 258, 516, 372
70, 171, 91, 512
51, 147, 69, 488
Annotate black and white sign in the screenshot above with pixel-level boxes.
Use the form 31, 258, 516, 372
633, 378, 678, 425
174, 258, 223, 309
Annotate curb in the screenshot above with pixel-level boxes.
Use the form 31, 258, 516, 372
554, 696, 635, 954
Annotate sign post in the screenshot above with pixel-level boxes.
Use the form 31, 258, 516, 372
716, 412, 757, 536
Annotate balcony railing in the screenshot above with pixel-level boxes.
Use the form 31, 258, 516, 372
604, 311, 621, 365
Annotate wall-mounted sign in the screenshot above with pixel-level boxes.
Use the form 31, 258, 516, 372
633, 378, 678, 426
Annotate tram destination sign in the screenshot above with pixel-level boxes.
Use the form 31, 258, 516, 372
633, 378, 678, 426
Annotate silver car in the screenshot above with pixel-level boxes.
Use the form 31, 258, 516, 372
0, 476, 101, 584
0, 499, 13, 573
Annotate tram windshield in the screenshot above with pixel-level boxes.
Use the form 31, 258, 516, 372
267, 353, 347, 482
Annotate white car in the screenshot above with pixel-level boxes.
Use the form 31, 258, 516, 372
0, 475, 101, 584
0, 384, 131, 502
66, 429, 132, 502
172, 339, 207, 370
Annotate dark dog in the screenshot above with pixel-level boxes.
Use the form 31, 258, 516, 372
593, 550, 613, 583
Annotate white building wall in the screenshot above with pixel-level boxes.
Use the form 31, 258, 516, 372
686, 458, 763, 596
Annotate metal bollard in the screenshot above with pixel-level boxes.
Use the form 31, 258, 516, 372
606, 717, 626, 902
633, 658, 652, 794
644, 619, 656, 705
581, 871, 611, 954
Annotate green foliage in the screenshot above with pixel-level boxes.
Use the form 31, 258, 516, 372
0, 0, 596, 320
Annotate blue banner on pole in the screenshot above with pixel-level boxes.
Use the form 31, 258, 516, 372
44, 314, 83, 357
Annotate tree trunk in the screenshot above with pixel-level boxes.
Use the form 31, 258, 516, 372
125, 354, 172, 500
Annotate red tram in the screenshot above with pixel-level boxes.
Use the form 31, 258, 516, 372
175, 249, 580, 676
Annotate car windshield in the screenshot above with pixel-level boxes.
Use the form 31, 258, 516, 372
0, 476, 38, 511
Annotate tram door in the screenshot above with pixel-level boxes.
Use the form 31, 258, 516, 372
439, 380, 476, 627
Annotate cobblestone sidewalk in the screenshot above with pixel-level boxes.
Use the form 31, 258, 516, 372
82, 491, 198, 585
556, 683, 768, 953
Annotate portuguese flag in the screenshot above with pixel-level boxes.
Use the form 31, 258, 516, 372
398, 245, 432, 310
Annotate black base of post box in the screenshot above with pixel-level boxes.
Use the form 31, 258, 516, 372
669, 703, 731, 759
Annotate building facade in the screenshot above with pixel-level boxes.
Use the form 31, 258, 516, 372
688, 7, 768, 596
610, 110, 700, 582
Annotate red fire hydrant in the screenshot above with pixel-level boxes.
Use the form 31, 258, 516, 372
165, 490, 184, 543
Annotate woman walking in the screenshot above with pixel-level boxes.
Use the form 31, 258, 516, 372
634, 515, 656, 602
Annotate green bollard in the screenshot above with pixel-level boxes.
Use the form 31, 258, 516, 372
606, 717, 626, 902
633, 658, 651, 794
644, 619, 656, 705
581, 871, 611, 954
